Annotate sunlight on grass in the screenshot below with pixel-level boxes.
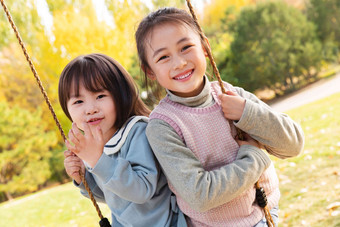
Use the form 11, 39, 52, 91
273, 92, 340, 227
0, 183, 111, 227
1, 94, 340, 227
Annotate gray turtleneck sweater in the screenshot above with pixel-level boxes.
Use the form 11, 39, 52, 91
146, 76, 304, 212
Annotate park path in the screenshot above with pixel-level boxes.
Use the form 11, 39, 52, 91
269, 72, 340, 112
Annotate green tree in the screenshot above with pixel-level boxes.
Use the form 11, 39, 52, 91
151, 0, 185, 9
0, 0, 44, 47
306, 0, 340, 62
0, 102, 58, 201
225, 1, 322, 94
0, 1, 70, 194
201, 1, 255, 84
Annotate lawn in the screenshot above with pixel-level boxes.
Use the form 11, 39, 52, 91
272, 92, 340, 227
0, 93, 340, 227
0, 182, 111, 227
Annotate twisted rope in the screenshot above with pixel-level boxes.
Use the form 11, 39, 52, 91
0, 0, 105, 223
255, 182, 275, 227
186, 1, 274, 226
186, 0, 226, 94
185, 0, 244, 140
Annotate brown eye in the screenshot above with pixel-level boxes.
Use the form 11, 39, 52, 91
182, 45, 192, 51
73, 100, 83, 105
157, 55, 168, 62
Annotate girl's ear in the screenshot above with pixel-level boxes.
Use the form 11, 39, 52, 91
142, 64, 157, 80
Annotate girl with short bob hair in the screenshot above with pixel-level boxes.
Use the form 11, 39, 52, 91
59, 53, 187, 227
58, 53, 150, 128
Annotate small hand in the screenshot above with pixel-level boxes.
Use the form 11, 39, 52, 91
219, 90, 246, 121
66, 122, 104, 168
63, 149, 85, 184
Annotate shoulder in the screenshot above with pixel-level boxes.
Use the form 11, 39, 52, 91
127, 120, 148, 138
147, 118, 172, 132
149, 97, 181, 122
120, 116, 149, 146
146, 118, 179, 141
120, 120, 152, 156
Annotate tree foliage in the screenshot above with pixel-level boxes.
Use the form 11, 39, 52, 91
306, 0, 340, 62
0, 102, 58, 201
203, 0, 255, 32
200, 0, 255, 84
0, 0, 43, 47
151, 0, 185, 9
225, 1, 322, 94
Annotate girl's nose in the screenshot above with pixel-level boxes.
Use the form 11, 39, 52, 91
173, 56, 187, 70
85, 103, 98, 115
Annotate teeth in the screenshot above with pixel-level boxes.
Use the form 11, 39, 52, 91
175, 72, 191, 80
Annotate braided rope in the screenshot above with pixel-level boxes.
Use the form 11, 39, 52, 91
255, 182, 275, 227
186, 1, 274, 225
186, 0, 226, 94
0, 0, 105, 222
185, 0, 244, 140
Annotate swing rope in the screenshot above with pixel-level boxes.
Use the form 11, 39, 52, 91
186, 1, 274, 226
0, 1, 110, 226
185, 0, 245, 141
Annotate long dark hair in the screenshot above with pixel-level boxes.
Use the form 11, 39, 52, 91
58, 53, 150, 129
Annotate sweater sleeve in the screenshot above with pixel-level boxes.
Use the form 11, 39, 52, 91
146, 119, 271, 212
76, 170, 106, 203
88, 122, 159, 204
234, 86, 305, 159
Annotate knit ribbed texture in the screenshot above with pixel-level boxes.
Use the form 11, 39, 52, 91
150, 81, 280, 227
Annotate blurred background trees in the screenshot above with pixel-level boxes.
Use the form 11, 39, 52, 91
306, 0, 340, 63
0, 0, 339, 202
226, 1, 322, 94
0, 102, 58, 201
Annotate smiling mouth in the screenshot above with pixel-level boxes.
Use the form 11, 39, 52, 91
174, 70, 193, 80
87, 118, 102, 123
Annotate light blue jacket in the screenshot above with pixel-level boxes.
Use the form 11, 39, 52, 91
76, 116, 186, 227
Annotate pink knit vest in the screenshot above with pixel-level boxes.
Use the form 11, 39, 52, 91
150, 81, 280, 227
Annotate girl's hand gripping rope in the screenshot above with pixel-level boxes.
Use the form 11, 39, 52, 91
219, 90, 246, 121
63, 149, 85, 185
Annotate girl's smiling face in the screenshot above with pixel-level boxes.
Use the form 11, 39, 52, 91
145, 22, 207, 97
67, 81, 117, 143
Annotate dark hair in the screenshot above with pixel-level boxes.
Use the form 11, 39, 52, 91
135, 7, 209, 80
58, 53, 150, 129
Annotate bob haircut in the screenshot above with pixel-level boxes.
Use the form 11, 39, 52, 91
58, 53, 150, 130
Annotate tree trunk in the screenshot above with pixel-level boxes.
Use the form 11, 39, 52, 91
5, 191, 13, 201
288, 74, 296, 90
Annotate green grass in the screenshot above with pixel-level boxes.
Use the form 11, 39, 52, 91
1, 93, 340, 227
273, 92, 340, 227
0, 183, 111, 227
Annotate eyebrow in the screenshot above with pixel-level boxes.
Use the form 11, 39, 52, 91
152, 37, 190, 58
69, 94, 80, 99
